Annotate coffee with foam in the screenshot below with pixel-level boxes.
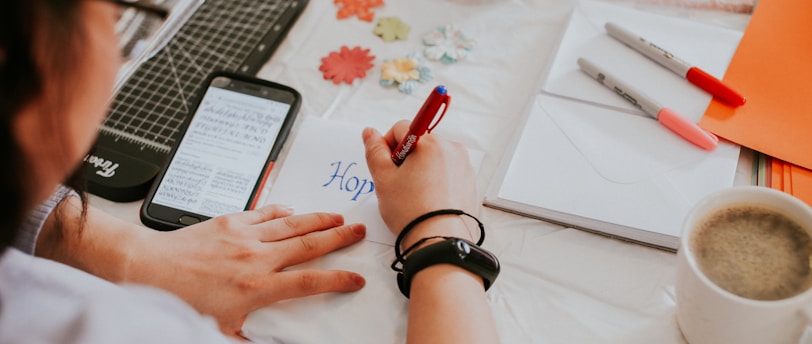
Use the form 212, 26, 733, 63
690, 204, 812, 301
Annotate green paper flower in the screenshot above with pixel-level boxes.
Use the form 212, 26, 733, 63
373, 16, 410, 42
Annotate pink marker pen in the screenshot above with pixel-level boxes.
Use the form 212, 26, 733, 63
577, 57, 718, 150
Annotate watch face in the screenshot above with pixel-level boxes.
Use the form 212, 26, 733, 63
455, 239, 472, 255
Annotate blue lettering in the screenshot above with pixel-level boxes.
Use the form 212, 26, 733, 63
322, 161, 375, 201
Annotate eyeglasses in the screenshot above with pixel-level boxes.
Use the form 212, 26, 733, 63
104, 0, 169, 20
103, 0, 171, 60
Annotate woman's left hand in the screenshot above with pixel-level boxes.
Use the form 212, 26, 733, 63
38, 199, 366, 338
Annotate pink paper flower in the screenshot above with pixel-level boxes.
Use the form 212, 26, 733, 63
423, 24, 474, 64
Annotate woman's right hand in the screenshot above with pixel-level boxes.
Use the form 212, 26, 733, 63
363, 121, 500, 344
362, 120, 479, 248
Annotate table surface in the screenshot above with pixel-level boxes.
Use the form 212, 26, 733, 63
91, 1, 753, 342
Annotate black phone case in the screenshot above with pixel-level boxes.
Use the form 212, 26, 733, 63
139, 70, 301, 231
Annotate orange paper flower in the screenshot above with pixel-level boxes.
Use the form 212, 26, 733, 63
319, 46, 375, 85
334, 0, 384, 22
379, 52, 433, 94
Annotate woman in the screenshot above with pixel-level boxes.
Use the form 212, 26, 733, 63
0, 0, 499, 342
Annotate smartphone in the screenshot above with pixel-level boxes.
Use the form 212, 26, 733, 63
140, 71, 300, 231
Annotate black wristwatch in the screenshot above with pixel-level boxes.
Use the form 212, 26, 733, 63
397, 237, 500, 298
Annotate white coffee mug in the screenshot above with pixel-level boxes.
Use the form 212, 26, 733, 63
675, 186, 812, 344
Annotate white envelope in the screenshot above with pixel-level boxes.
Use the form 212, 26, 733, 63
503, 94, 739, 247
541, 0, 744, 184
543, 0, 743, 118
485, 0, 743, 249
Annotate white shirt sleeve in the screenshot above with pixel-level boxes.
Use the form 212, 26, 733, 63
0, 248, 261, 344
13, 185, 75, 255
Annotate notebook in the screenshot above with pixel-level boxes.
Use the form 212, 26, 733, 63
84, 0, 310, 202
483, 0, 743, 251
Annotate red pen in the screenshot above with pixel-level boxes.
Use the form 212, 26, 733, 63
605, 22, 746, 106
391, 85, 451, 166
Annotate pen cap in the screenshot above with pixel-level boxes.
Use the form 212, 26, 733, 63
657, 108, 719, 151
411, 85, 450, 135
686, 67, 746, 106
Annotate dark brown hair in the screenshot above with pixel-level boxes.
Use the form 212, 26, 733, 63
0, 0, 89, 252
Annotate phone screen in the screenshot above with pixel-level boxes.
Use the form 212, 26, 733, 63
149, 76, 293, 218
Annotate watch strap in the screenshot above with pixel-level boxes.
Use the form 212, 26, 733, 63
397, 237, 500, 298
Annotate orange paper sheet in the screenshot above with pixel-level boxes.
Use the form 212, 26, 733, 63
770, 157, 782, 190
769, 158, 812, 208
790, 165, 812, 208
700, 0, 812, 170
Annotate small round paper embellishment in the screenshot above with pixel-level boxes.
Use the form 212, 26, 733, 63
319, 46, 375, 85
373, 16, 410, 42
380, 52, 433, 94
422, 24, 475, 64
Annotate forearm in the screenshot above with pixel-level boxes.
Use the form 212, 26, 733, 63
407, 265, 499, 344
362, 121, 499, 342
35, 195, 147, 282
35, 200, 368, 336
402, 217, 500, 344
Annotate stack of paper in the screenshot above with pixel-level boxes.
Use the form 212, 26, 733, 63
700, 0, 812, 208
751, 152, 812, 208
767, 158, 812, 207
603, 0, 756, 13
484, 0, 743, 251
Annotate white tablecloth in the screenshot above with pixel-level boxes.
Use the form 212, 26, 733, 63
91, 1, 753, 342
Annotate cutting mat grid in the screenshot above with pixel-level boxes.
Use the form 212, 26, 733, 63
102, 0, 294, 153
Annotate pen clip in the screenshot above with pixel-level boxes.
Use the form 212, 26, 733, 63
426, 95, 450, 133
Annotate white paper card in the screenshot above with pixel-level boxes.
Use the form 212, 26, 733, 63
264, 116, 483, 246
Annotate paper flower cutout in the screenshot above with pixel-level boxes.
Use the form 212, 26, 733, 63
380, 52, 433, 94
373, 16, 410, 42
335, 0, 384, 22
422, 24, 475, 64
319, 46, 375, 85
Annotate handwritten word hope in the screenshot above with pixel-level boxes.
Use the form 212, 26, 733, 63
322, 161, 375, 201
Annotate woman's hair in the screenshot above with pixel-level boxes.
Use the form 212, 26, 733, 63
0, 0, 90, 252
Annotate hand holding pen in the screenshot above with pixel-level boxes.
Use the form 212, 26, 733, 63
361, 85, 478, 238
391, 85, 451, 166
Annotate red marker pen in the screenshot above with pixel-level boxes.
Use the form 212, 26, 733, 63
391, 85, 451, 166
605, 22, 746, 106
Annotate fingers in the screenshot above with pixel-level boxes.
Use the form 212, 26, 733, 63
253, 212, 345, 242
225, 204, 295, 225
363, 127, 395, 176
363, 121, 413, 174
252, 204, 296, 219
275, 223, 366, 268
263, 269, 365, 302
383, 120, 411, 147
